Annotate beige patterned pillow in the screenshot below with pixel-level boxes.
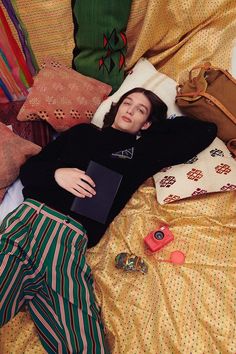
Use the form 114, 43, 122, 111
154, 137, 236, 204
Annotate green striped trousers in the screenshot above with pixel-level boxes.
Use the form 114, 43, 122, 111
0, 199, 109, 354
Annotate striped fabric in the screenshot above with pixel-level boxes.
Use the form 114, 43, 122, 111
0, 199, 108, 354
6, 1, 74, 68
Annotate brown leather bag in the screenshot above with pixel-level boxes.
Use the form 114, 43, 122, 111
175, 63, 236, 142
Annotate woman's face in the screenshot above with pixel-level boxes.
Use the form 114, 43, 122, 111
112, 92, 152, 134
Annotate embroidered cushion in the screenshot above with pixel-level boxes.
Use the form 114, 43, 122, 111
72, 0, 132, 92
17, 60, 112, 132
154, 137, 236, 204
91, 57, 182, 128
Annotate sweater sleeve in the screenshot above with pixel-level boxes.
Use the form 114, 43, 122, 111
20, 126, 79, 187
136, 116, 217, 171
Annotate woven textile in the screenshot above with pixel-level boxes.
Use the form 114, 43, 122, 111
11, 0, 74, 67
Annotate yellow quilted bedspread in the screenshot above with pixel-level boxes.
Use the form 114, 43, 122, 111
1, 180, 235, 353
87, 180, 236, 353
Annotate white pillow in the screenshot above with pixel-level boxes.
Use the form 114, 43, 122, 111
154, 138, 236, 204
231, 43, 236, 76
92, 57, 182, 128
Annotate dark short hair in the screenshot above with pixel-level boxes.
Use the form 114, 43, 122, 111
103, 87, 168, 128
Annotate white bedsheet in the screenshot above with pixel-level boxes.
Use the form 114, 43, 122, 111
0, 179, 24, 222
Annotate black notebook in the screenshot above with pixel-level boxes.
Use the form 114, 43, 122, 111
71, 161, 123, 224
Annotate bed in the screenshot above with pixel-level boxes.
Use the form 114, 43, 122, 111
0, 1, 236, 353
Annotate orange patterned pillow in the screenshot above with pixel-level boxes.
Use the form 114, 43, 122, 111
0, 123, 41, 189
17, 60, 112, 132
0, 188, 7, 204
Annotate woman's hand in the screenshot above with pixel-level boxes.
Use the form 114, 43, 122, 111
54, 168, 96, 198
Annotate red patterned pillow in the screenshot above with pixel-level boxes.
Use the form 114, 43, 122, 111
17, 60, 112, 132
0, 123, 41, 190
154, 137, 236, 204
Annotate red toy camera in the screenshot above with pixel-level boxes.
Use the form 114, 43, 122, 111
144, 225, 174, 252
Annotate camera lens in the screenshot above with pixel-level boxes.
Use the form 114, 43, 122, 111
154, 231, 164, 240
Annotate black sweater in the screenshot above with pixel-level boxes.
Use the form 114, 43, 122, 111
20, 117, 217, 247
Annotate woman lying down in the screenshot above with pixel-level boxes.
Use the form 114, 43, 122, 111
0, 88, 217, 354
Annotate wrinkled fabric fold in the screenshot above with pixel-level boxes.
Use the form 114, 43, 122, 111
126, 0, 236, 80
86, 180, 236, 353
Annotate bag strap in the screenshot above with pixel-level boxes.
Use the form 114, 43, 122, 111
190, 62, 236, 85
200, 92, 236, 125
177, 62, 236, 104
217, 68, 236, 85
176, 89, 236, 124
176, 90, 202, 101
189, 62, 211, 81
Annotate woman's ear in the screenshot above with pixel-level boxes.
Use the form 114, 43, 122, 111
141, 121, 152, 131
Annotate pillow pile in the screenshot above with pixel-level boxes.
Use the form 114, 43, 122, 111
92, 57, 182, 128
154, 137, 236, 204
0, 123, 41, 203
17, 59, 112, 132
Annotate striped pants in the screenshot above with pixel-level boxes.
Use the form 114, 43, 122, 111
0, 199, 109, 354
